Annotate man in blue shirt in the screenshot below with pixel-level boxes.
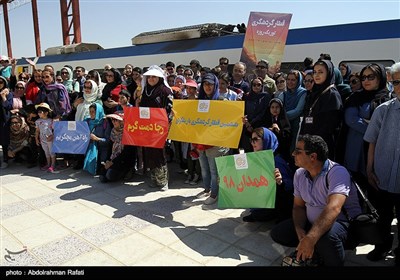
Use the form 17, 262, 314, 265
271, 134, 362, 266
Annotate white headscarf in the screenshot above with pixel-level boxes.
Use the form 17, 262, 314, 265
75, 80, 99, 121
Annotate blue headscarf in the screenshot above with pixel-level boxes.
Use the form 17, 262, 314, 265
262, 127, 279, 152
86, 103, 105, 131
198, 73, 220, 100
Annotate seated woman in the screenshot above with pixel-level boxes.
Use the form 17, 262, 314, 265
99, 112, 136, 182
7, 114, 35, 167
242, 127, 294, 223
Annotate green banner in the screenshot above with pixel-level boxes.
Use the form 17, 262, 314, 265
215, 150, 276, 208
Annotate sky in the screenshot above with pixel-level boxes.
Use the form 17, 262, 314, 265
0, 0, 399, 59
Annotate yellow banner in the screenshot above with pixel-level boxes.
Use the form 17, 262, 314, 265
168, 100, 244, 148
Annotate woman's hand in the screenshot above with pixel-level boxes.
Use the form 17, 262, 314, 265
104, 160, 113, 169
275, 168, 283, 185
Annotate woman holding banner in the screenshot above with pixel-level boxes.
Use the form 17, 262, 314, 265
195, 73, 230, 205
242, 127, 294, 223
139, 65, 173, 191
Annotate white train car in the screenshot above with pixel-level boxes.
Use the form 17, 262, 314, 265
16, 19, 399, 73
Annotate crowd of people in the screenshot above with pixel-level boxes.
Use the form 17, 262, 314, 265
0, 53, 399, 266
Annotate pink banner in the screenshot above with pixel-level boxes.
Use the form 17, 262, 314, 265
240, 12, 292, 76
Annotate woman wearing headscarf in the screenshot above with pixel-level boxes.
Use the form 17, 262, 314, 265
99, 112, 136, 182
279, 70, 307, 154
300, 60, 343, 160
35, 69, 72, 120
1, 76, 13, 168
342, 63, 392, 261
242, 127, 294, 223
101, 68, 126, 115
194, 73, 230, 205
139, 65, 173, 191
241, 77, 271, 152
60, 66, 80, 105
75, 80, 101, 121
83, 103, 111, 176
343, 63, 389, 183
10, 81, 27, 115
25, 69, 43, 105
265, 98, 291, 162
7, 114, 35, 167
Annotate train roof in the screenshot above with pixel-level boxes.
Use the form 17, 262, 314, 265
17, 19, 400, 67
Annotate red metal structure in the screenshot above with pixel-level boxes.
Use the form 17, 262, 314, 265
60, 0, 82, 45
1, 0, 13, 57
1, 0, 81, 58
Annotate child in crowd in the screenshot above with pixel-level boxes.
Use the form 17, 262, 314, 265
35, 102, 59, 173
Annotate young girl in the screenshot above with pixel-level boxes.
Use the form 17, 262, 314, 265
35, 102, 59, 173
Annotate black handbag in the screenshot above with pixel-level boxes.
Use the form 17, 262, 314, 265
346, 180, 384, 246
325, 165, 384, 247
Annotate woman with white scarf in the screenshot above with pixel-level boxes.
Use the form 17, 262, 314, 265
75, 80, 102, 121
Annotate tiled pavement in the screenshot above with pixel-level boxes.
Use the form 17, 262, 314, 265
0, 157, 398, 268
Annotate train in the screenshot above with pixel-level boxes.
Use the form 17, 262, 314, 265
16, 19, 400, 74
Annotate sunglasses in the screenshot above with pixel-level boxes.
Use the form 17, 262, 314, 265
391, 80, 400, 86
250, 137, 261, 143
361, 74, 376, 81
220, 62, 228, 65
293, 148, 311, 155
350, 79, 359, 85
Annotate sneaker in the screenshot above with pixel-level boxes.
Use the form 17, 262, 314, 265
196, 190, 210, 199
47, 166, 60, 174
190, 174, 200, 185
160, 183, 168, 191
0, 162, 8, 169
204, 196, 217, 205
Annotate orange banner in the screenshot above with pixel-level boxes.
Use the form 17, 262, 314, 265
122, 107, 169, 148
240, 12, 292, 75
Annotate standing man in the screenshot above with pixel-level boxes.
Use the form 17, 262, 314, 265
74, 66, 86, 93
271, 134, 362, 266
219, 57, 230, 76
363, 62, 400, 265
248, 59, 277, 95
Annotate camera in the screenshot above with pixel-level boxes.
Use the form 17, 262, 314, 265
281, 251, 320, 267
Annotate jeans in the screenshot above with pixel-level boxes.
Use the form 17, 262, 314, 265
198, 149, 219, 197
271, 218, 349, 266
